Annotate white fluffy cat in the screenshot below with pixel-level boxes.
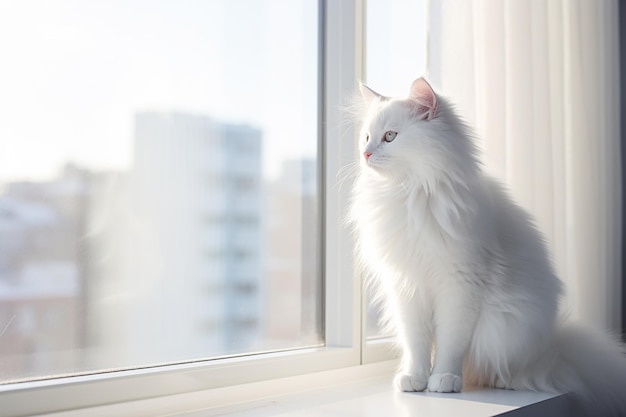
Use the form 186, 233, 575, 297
348, 77, 626, 415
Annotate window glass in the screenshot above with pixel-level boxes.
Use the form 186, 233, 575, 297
0, 0, 321, 383
364, 0, 428, 339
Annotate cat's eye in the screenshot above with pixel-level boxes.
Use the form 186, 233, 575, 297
364, 133, 370, 143
383, 131, 397, 142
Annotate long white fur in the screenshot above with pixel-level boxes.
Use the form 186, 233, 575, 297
348, 78, 626, 415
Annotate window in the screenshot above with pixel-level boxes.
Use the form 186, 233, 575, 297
2, 1, 373, 415
362, 0, 428, 342
0, 0, 323, 380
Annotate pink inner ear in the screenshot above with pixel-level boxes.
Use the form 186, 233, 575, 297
408, 78, 438, 120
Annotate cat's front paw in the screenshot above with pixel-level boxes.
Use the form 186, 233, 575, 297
427, 373, 462, 393
394, 373, 428, 392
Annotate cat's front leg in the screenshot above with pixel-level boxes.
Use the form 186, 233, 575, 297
428, 282, 478, 393
393, 290, 433, 392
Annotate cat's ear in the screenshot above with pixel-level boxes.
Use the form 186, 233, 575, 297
360, 83, 383, 104
408, 77, 438, 120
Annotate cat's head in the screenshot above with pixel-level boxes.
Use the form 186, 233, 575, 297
357, 77, 477, 187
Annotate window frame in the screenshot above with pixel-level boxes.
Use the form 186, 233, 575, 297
0, 1, 396, 415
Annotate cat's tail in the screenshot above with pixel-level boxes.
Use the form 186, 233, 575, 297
515, 324, 626, 416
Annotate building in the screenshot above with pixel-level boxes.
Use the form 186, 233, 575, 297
86, 112, 263, 366
0, 165, 88, 381
264, 158, 322, 348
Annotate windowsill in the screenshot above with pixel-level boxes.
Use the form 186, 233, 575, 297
39, 361, 577, 417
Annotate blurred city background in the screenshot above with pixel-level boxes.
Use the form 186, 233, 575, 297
0, 112, 321, 382
0, 0, 322, 382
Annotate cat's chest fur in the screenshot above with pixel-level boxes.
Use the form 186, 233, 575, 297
353, 175, 478, 285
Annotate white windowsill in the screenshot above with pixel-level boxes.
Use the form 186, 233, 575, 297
39, 361, 576, 417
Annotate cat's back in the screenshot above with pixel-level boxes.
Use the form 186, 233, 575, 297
482, 176, 549, 259
480, 175, 561, 295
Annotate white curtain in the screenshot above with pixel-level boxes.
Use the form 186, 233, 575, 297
426, 0, 621, 330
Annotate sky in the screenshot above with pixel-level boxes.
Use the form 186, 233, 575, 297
0, 0, 318, 182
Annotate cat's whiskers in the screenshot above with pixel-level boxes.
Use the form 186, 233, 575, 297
335, 162, 360, 193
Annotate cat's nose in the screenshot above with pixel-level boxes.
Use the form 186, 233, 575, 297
364, 152, 372, 160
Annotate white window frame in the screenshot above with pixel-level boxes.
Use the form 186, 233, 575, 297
0, 1, 396, 416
